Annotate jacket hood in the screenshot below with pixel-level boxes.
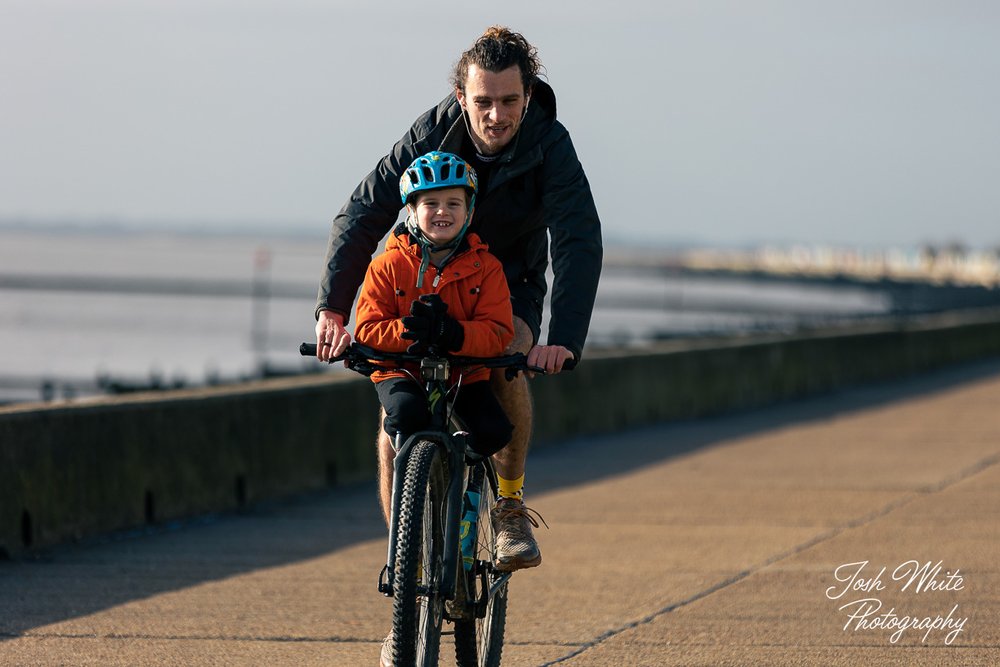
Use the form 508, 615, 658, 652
518, 78, 557, 145
385, 223, 490, 260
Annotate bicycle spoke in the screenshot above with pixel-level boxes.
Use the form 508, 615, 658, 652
454, 461, 508, 667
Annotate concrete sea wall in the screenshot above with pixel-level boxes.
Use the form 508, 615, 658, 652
3, 309, 1000, 557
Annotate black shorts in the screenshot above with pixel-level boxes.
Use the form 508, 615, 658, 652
375, 378, 514, 457
507, 272, 544, 346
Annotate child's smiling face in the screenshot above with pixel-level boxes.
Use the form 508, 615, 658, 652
409, 186, 469, 246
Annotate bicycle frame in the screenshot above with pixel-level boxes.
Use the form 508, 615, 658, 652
300, 340, 537, 661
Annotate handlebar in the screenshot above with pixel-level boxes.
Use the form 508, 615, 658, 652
300, 342, 546, 380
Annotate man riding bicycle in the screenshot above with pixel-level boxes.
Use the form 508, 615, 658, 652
315, 25, 603, 578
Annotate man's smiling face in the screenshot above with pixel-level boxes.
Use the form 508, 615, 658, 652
456, 64, 529, 156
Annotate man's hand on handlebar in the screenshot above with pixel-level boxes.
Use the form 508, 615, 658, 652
315, 309, 352, 361
526, 345, 574, 376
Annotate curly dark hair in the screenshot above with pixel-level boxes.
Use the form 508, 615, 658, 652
451, 26, 543, 94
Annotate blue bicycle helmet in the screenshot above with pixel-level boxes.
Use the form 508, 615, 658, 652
399, 151, 479, 287
399, 151, 478, 205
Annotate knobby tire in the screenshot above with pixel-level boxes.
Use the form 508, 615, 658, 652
390, 439, 447, 666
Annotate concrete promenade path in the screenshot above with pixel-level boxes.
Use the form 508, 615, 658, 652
2, 360, 999, 666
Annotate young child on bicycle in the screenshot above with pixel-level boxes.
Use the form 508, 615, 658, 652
354, 151, 515, 459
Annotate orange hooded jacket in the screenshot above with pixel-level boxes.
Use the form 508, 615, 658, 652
355, 226, 514, 384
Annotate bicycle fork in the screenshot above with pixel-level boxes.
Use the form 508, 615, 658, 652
377, 432, 466, 601
378, 433, 411, 598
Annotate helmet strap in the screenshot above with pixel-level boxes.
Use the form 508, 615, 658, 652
404, 194, 475, 288
406, 213, 466, 288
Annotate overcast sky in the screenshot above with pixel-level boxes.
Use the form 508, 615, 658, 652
2, 0, 998, 249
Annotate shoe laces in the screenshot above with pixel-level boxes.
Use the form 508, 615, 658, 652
494, 500, 549, 531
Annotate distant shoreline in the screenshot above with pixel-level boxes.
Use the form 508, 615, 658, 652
0, 219, 330, 242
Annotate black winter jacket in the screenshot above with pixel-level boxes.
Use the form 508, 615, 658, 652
316, 80, 603, 363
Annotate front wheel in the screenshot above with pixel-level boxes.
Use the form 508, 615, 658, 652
454, 463, 508, 667
390, 439, 447, 665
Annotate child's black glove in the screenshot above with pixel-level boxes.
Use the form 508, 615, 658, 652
400, 297, 437, 354
402, 294, 465, 354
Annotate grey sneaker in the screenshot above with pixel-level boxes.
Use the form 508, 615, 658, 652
491, 498, 547, 571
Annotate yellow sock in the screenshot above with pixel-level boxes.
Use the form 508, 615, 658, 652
497, 474, 524, 501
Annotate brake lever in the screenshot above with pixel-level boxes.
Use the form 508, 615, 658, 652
346, 358, 377, 377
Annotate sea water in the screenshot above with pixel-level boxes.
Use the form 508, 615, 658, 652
0, 228, 889, 403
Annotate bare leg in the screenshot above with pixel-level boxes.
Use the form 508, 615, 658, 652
488, 317, 544, 571
491, 317, 534, 483
377, 410, 394, 527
